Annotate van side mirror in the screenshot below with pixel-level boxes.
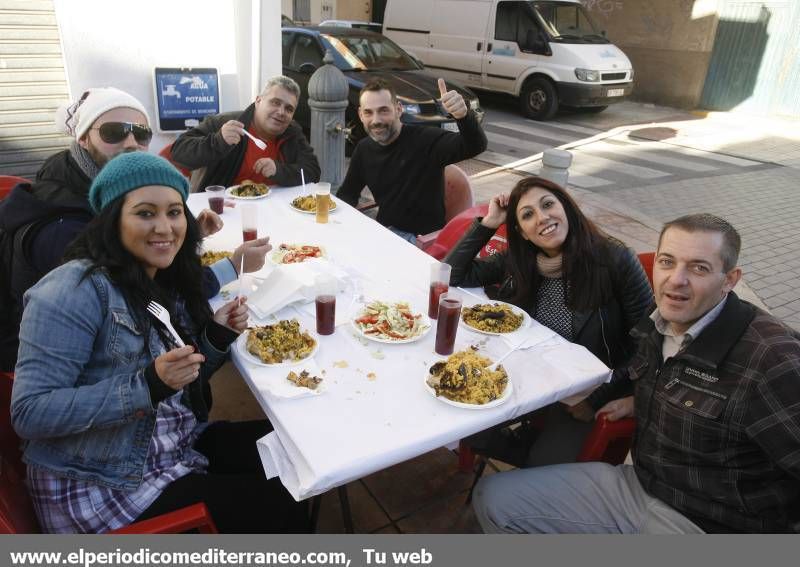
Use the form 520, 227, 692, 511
299, 62, 317, 75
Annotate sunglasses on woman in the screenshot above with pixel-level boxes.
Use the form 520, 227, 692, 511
91, 122, 153, 145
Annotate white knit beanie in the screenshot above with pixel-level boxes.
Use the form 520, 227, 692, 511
55, 87, 150, 140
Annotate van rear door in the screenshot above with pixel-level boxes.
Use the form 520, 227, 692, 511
382, 0, 432, 61
425, 1, 492, 89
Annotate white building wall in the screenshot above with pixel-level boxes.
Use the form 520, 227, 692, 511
53, 0, 281, 152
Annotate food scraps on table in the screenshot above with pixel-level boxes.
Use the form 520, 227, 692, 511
286, 369, 323, 390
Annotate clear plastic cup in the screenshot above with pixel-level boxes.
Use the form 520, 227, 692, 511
435, 293, 462, 355
315, 182, 331, 224
241, 204, 258, 242
205, 185, 226, 214
428, 262, 452, 319
314, 274, 337, 335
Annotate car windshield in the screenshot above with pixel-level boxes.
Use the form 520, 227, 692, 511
322, 34, 420, 71
531, 1, 609, 43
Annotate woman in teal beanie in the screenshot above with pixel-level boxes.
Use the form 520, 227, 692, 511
12, 152, 309, 533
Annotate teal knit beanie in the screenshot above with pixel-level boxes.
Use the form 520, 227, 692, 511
88, 152, 189, 213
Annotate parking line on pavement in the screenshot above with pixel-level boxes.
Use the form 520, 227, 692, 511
476, 150, 521, 167
588, 141, 719, 172
485, 126, 571, 149
570, 153, 672, 180
491, 121, 579, 144
608, 134, 763, 167
535, 119, 601, 136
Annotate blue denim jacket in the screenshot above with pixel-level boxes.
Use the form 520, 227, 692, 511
11, 260, 229, 490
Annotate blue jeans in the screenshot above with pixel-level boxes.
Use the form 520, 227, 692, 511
387, 226, 418, 244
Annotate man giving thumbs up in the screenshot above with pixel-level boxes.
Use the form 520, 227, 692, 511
337, 78, 487, 242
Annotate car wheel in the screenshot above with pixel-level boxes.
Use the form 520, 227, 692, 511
519, 77, 558, 121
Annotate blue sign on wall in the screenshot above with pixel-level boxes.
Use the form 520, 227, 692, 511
154, 67, 220, 132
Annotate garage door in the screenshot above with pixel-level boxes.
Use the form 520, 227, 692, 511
0, 0, 71, 178
701, 0, 800, 118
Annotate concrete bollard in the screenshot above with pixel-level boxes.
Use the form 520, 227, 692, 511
539, 148, 573, 187
308, 50, 349, 193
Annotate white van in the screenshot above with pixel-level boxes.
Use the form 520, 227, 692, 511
383, 0, 634, 120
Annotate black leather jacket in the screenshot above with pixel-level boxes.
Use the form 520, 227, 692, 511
445, 219, 653, 408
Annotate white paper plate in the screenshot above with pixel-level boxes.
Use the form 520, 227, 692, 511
226, 184, 271, 200
459, 300, 531, 336
423, 372, 513, 410
236, 328, 319, 368
351, 302, 431, 344
268, 244, 327, 265
289, 198, 337, 215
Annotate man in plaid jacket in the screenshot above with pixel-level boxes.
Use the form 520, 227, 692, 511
473, 213, 800, 533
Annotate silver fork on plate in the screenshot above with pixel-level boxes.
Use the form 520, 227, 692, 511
146, 301, 186, 347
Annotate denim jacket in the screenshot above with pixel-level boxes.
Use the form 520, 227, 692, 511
11, 260, 229, 490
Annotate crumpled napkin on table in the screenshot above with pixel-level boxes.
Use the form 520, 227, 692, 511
247, 260, 349, 319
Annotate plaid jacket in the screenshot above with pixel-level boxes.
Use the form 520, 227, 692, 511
629, 292, 800, 533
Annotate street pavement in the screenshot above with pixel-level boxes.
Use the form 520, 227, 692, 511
466, 98, 800, 330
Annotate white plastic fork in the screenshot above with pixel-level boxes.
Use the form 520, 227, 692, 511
489, 337, 530, 371
146, 301, 186, 347
241, 129, 267, 150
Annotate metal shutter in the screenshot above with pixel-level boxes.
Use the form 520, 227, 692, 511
0, 0, 71, 178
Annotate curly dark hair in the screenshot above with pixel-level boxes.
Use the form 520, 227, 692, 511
64, 193, 211, 339
504, 176, 614, 312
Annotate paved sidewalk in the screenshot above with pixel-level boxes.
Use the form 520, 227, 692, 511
465, 102, 800, 326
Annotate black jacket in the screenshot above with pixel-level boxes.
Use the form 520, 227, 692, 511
170, 104, 320, 188
0, 150, 94, 371
627, 293, 800, 533
0, 180, 91, 371
445, 219, 653, 399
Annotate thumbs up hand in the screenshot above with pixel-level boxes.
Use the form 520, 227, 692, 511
438, 78, 468, 120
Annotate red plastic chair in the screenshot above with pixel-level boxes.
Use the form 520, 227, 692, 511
637, 251, 655, 288
0, 372, 217, 534
571, 252, 652, 464
443, 164, 474, 222
0, 176, 32, 201
158, 143, 192, 179
418, 203, 487, 259
576, 413, 636, 464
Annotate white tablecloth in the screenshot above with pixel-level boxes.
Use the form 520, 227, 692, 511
188, 186, 611, 501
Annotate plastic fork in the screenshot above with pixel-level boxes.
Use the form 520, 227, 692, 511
241, 129, 267, 150
146, 301, 186, 347
489, 337, 530, 371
